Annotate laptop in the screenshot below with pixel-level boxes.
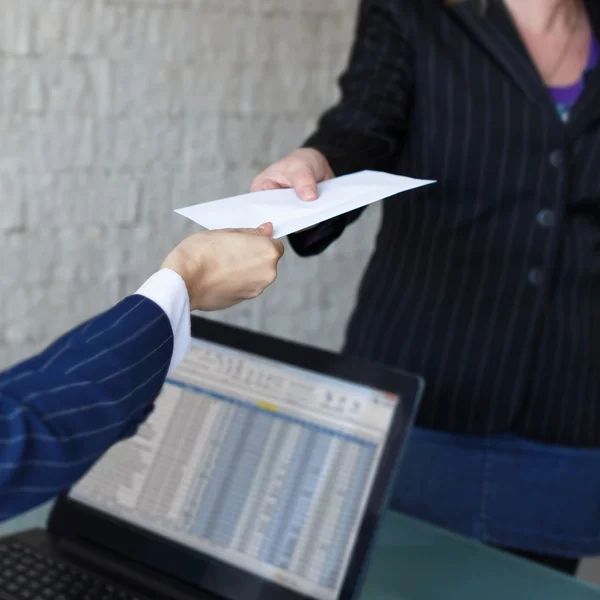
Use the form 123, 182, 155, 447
0, 316, 423, 600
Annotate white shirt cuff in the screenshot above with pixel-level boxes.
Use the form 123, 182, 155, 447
135, 268, 191, 374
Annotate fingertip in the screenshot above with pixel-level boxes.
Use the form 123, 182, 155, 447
257, 222, 274, 236
298, 186, 318, 202
288, 167, 319, 201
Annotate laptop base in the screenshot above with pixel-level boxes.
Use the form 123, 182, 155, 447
0, 529, 216, 600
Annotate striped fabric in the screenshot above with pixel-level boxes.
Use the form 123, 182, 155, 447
0, 296, 173, 522
290, 0, 600, 447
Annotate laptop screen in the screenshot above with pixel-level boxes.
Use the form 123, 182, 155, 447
69, 338, 398, 600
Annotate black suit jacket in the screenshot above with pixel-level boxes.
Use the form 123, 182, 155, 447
290, 0, 600, 446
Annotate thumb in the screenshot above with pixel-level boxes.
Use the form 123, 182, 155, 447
288, 167, 319, 202
256, 222, 274, 236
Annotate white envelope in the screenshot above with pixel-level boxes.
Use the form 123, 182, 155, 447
175, 170, 435, 238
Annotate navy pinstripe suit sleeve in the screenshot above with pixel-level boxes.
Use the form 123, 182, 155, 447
0, 295, 174, 522
289, 0, 414, 257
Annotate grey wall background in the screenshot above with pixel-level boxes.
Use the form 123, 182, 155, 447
0, 0, 381, 370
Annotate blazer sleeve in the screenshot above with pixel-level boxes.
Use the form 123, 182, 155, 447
0, 295, 174, 522
289, 0, 415, 257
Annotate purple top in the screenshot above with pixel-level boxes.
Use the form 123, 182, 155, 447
549, 36, 599, 121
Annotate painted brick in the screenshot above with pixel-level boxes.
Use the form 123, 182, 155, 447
2, 59, 45, 114
187, 0, 357, 16
32, 0, 78, 55
107, 0, 191, 6
217, 114, 315, 166
238, 62, 340, 116
190, 12, 262, 64
0, 174, 26, 233
0, 1, 32, 55
181, 59, 247, 114
111, 61, 185, 116
35, 0, 119, 57
182, 62, 339, 117
55, 225, 119, 283
0, 116, 94, 171
258, 0, 360, 15
95, 117, 186, 169
39, 0, 197, 62
26, 171, 140, 228
2, 229, 63, 290
187, 12, 349, 66
143, 5, 198, 62
183, 116, 225, 170
247, 12, 355, 67
3, 58, 111, 116
53, 224, 165, 286
106, 223, 166, 277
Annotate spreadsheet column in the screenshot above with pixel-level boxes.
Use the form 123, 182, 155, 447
303, 442, 364, 585
136, 392, 210, 521
260, 427, 314, 564
272, 431, 333, 571
319, 443, 375, 589
232, 420, 288, 555
182, 400, 236, 531
291, 437, 346, 579
190, 403, 252, 539
240, 423, 303, 558
209, 411, 273, 548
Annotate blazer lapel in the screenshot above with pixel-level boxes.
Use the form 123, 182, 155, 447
447, 0, 554, 108
568, 0, 600, 134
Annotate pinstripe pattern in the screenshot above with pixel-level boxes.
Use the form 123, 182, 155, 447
290, 0, 600, 446
0, 295, 173, 521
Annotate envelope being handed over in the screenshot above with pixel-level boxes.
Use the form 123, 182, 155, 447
175, 170, 434, 238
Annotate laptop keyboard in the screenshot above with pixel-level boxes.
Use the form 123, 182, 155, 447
0, 542, 143, 599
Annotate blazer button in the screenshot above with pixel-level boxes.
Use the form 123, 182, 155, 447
536, 209, 556, 228
549, 149, 564, 168
528, 268, 543, 286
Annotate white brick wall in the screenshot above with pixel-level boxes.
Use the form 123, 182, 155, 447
0, 0, 380, 368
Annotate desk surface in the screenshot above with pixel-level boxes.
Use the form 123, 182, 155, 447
1, 504, 599, 599
362, 511, 600, 600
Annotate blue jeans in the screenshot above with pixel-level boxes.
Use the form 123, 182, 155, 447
391, 427, 600, 558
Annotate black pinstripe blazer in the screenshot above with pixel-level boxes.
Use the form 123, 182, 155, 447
290, 0, 600, 446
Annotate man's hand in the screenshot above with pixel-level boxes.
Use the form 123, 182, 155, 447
161, 223, 284, 312
251, 148, 335, 201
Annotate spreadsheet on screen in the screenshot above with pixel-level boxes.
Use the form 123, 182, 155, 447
70, 339, 398, 600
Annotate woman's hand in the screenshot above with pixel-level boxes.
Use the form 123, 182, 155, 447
251, 148, 335, 201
